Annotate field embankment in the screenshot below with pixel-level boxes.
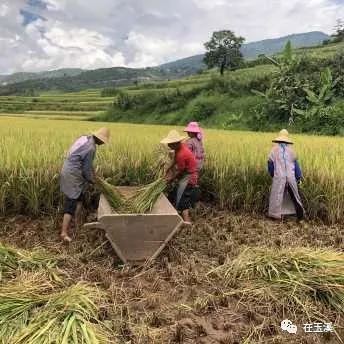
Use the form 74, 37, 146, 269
0, 90, 111, 120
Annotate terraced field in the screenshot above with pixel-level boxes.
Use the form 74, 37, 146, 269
0, 90, 114, 119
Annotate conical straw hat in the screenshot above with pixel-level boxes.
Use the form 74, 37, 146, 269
92, 127, 110, 144
160, 130, 186, 144
184, 122, 201, 133
272, 129, 293, 144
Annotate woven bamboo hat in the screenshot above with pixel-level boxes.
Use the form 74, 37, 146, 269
272, 129, 293, 144
160, 130, 186, 144
92, 127, 110, 144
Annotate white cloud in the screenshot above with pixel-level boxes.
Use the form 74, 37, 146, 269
45, 0, 66, 11
22, 19, 126, 70
0, 3, 9, 16
0, 0, 344, 73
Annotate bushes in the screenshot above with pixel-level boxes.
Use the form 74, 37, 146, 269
206, 67, 272, 95
253, 43, 344, 134
187, 99, 217, 121
107, 86, 206, 119
296, 100, 344, 135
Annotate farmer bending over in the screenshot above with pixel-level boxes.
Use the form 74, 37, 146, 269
60, 128, 110, 242
161, 130, 198, 225
268, 129, 305, 222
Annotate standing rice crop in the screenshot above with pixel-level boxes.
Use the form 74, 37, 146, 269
1, 118, 344, 223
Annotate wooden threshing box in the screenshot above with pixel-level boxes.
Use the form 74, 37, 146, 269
84, 187, 183, 265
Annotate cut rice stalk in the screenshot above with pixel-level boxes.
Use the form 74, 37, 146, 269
0, 244, 58, 281
126, 178, 167, 213
211, 247, 344, 314
10, 282, 111, 344
95, 177, 124, 211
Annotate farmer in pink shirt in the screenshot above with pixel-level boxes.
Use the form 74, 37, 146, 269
183, 122, 205, 172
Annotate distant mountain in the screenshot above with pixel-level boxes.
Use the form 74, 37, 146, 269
2, 68, 84, 85
241, 31, 330, 59
160, 31, 330, 73
0, 31, 331, 95
0, 67, 169, 95
159, 54, 205, 77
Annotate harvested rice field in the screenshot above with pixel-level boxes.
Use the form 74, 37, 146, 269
0, 209, 343, 343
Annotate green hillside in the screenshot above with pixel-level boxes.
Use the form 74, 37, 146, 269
1, 40, 343, 135
0, 67, 169, 95
160, 31, 330, 73
98, 41, 344, 135
1, 68, 84, 85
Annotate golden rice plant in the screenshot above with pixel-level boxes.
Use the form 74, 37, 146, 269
0, 118, 344, 223
0, 273, 55, 343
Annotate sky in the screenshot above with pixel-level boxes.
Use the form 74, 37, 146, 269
0, 0, 344, 74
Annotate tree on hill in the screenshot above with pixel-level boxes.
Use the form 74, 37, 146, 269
204, 30, 245, 75
332, 19, 344, 43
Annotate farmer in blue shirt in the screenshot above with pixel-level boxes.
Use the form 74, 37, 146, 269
60, 128, 110, 242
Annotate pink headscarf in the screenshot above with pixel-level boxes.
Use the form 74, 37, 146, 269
184, 122, 204, 141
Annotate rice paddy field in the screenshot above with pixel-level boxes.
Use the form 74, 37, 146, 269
0, 117, 343, 223
1, 113, 344, 342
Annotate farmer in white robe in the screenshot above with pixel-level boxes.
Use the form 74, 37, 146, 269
268, 129, 304, 221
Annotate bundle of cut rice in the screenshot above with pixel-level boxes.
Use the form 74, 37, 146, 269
95, 177, 124, 211
126, 178, 167, 214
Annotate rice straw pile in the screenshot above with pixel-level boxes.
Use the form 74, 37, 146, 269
0, 273, 112, 344
0, 243, 57, 281
210, 247, 344, 314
